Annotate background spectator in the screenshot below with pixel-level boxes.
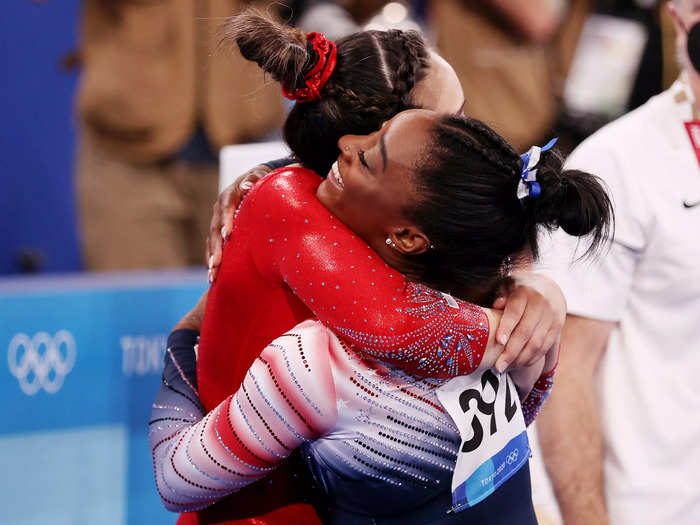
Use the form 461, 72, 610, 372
535, 1, 700, 524
296, 0, 588, 152
430, 0, 586, 152
76, 0, 285, 270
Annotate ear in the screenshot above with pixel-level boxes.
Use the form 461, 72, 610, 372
389, 226, 431, 255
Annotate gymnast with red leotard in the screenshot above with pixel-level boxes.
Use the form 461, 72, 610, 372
148, 10, 611, 525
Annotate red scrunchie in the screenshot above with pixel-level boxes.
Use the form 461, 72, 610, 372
282, 32, 337, 103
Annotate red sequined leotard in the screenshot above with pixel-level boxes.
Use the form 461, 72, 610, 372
176, 167, 490, 523
197, 167, 490, 411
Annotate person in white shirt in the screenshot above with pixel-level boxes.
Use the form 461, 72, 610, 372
535, 1, 700, 524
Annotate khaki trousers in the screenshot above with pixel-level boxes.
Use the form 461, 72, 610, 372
76, 133, 219, 271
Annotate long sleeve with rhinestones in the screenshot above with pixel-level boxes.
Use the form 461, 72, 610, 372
151, 321, 463, 513
247, 168, 489, 378
521, 367, 556, 427
196, 167, 488, 412
149, 330, 207, 510
151, 322, 337, 512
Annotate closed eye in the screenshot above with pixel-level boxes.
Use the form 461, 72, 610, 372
358, 150, 369, 168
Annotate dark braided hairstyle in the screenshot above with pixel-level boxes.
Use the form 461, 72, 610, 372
221, 9, 429, 175
401, 115, 614, 304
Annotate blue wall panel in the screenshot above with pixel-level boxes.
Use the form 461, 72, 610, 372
0, 270, 208, 524
0, 0, 82, 274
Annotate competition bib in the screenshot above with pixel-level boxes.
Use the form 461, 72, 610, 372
436, 369, 530, 513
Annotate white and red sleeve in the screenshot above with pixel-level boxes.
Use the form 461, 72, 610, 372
151, 321, 338, 512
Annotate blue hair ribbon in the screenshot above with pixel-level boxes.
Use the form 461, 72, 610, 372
517, 137, 558, 201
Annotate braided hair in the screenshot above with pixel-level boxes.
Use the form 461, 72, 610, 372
401, 115, 614, 304
221, 9, 429, 175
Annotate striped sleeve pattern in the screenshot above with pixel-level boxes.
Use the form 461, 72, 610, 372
149, 321, 338, 512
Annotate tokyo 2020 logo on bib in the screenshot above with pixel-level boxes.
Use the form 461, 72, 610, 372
7, 331, 76, 395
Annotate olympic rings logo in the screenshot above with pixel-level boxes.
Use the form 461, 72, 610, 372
7, 331, 76, 396
505, 449, 519, 465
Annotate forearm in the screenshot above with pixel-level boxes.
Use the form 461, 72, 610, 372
149, 328, 258, 512
149, 330, 207, 510
537, 317, 611, 524
149, 330, 203, 454
151, 321, 336, 512
521, 356, 556, 426
478, 308, 506, 369
538, 376, 607, 523
173, 291, 208, 332
152, 391, 273, 511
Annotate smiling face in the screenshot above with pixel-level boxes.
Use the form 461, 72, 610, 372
313, 52, 463, 255
316, 109, 438, 264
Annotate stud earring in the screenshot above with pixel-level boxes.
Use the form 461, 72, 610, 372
385, 237, 396, 248
501, 255, 512, 276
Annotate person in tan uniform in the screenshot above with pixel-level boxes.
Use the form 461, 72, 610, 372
432, 0, 589, 152
76, 0, 285, 270
289, 0, 588, 152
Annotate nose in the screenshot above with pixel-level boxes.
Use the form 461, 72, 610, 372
338, 134, 361, 161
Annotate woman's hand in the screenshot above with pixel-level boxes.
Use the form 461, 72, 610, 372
492, 272, 565, 373
173, 291, 209, 332
206, 164, 272, 283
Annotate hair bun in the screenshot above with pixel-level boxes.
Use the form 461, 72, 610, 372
528, 149, 614, 257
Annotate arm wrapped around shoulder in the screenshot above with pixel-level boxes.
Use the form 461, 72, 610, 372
151, 320, 336, 512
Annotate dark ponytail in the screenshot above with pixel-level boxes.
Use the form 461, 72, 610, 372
220, 9, 312, 92
401, 115, 613, 304
220, 9, 430, 175
526, 150, 613, 259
